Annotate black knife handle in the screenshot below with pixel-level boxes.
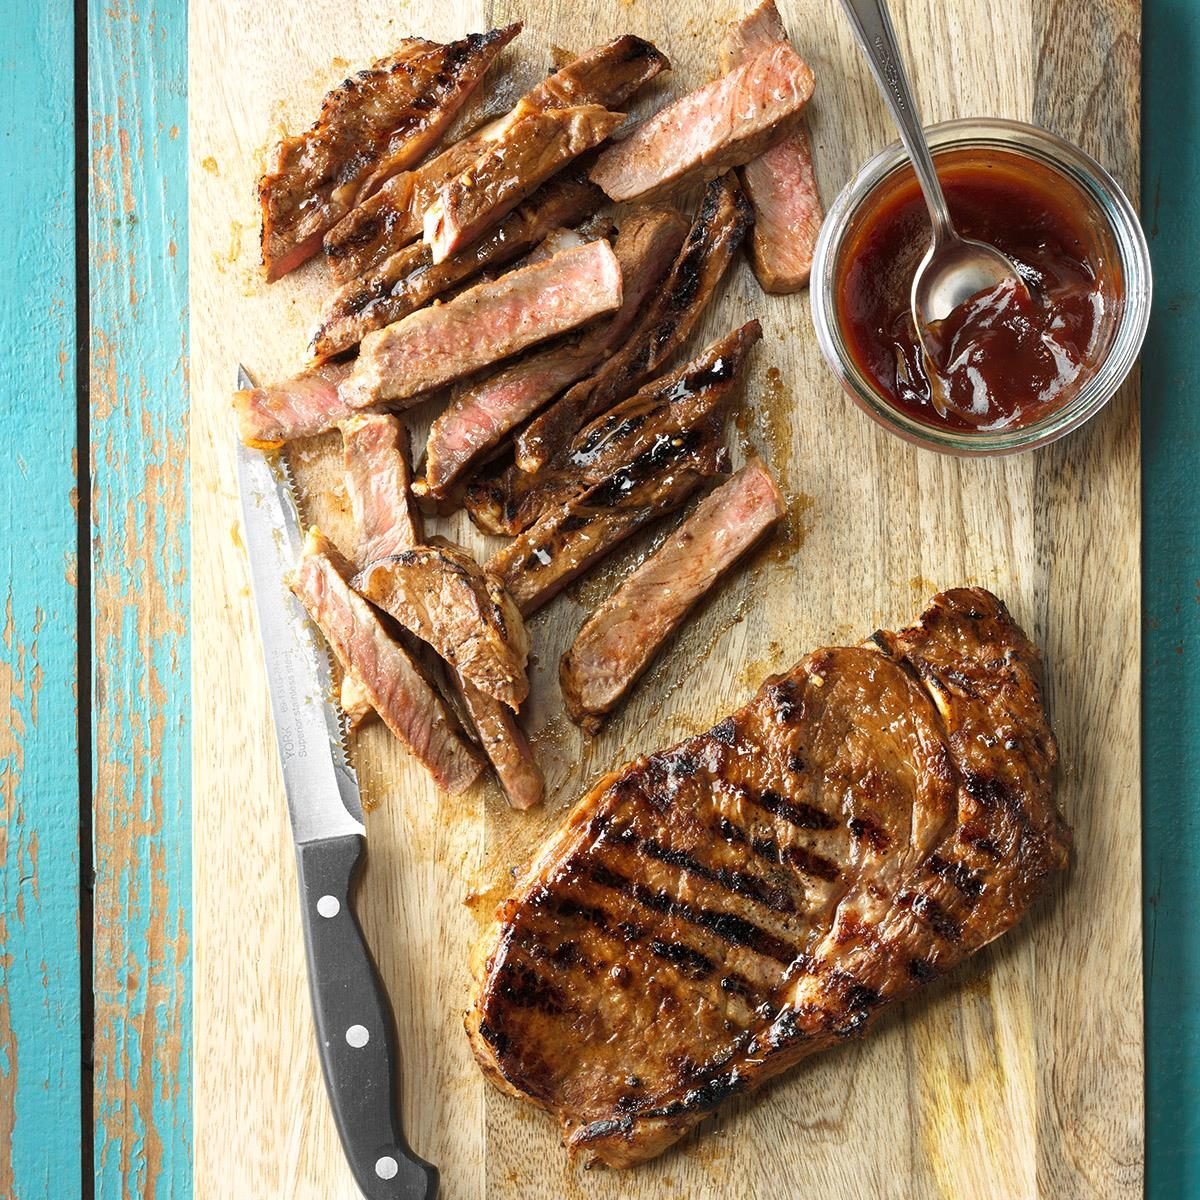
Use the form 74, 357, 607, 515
295, 834, 439, 1200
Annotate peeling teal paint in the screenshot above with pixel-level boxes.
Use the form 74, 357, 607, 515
89, 0, 190, 1195
0, 3, 82, 1197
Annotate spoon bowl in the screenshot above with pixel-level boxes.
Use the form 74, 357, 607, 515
912, 233, 1029, 328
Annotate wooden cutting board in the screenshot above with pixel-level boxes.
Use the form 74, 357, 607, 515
190, 1, 1144, 1195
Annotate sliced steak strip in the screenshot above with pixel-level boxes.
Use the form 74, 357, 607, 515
561, 460, 785, 731
312, 175, 602, 360
354, 543, 530, 710
260, 26, 519, 281
457, 674, 544, 810
341, 239, 623, 410
423, 104, 624, 264
419, 206, 689, 499
514, 174, 752, 473
289, 530, 482, 794
488, 436, 729, 617
519, 34, 669, 112
719, 1, 823, 292
590, 42, 814, 206
340, 413, 422, 563
467, 320, 761, 537
324, 35, 668, 281
468, 588, 1070, 1166
234, 361, 355, 449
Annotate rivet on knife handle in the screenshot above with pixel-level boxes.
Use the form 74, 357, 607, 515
296, 834, 439, 1199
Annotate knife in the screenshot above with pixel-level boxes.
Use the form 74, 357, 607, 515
235, 366, 438, 1200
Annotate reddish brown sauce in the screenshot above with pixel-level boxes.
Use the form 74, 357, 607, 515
837, 151, 1120, 432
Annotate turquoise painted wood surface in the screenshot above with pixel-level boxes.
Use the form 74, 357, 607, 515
1, 0, 1196, 1195
0, 3, 83, 1197
89, 0, 191, 1193
1142, 1, 1200, 1195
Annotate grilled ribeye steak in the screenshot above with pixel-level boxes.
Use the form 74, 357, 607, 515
468, 588, 1070, 1167
468, 321, 760, 538
340, 413, 422, 562
289, 530, 482, 794
422, 103, 624, 263
233, 361, 356, 449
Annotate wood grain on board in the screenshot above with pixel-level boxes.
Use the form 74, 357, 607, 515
190, 0, 1144, 1195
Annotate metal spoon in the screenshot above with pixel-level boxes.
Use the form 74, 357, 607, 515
838, 0, 1031, 408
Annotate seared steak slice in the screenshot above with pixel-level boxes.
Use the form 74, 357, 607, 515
561, 460, 784, 730
519, 35, 669, 112
468, 588, 1070, 1166
719, 1, 823, 292
259, 26, 519, 281
312, 176, 602, 360
467, 320, 761, 537
341, 239, 623, 409
340, 413, 422, 562
289, 530, 482, 794
590, 43, 814, 205
419, 206, 689, 499
324, 35, 668, 281
354, 543, 530, 710
423, 104, 624, 263
234, 361, 356, 448
457, 674, 544, 810
515, 174, 752, 473
488, 436, 728, 616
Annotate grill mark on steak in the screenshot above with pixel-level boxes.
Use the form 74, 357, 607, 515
587, 861, 797, 964
739, 783, 839, 832
639, 837, 796, 915
902, 890, 964, 943
647, 938, 716, 980
926, 853, 984, 903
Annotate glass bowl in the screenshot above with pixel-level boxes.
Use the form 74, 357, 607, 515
809, 118, 1152, 455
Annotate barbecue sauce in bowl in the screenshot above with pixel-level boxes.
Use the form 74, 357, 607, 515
835, 149, 1121, 433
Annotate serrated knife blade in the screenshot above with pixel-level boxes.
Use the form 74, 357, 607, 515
235, 365, 363, 845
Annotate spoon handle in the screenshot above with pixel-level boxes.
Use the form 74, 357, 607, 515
838, 0, 955, 240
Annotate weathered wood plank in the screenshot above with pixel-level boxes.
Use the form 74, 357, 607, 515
89, 0, 191, 1194
0, 4, 83, 1196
